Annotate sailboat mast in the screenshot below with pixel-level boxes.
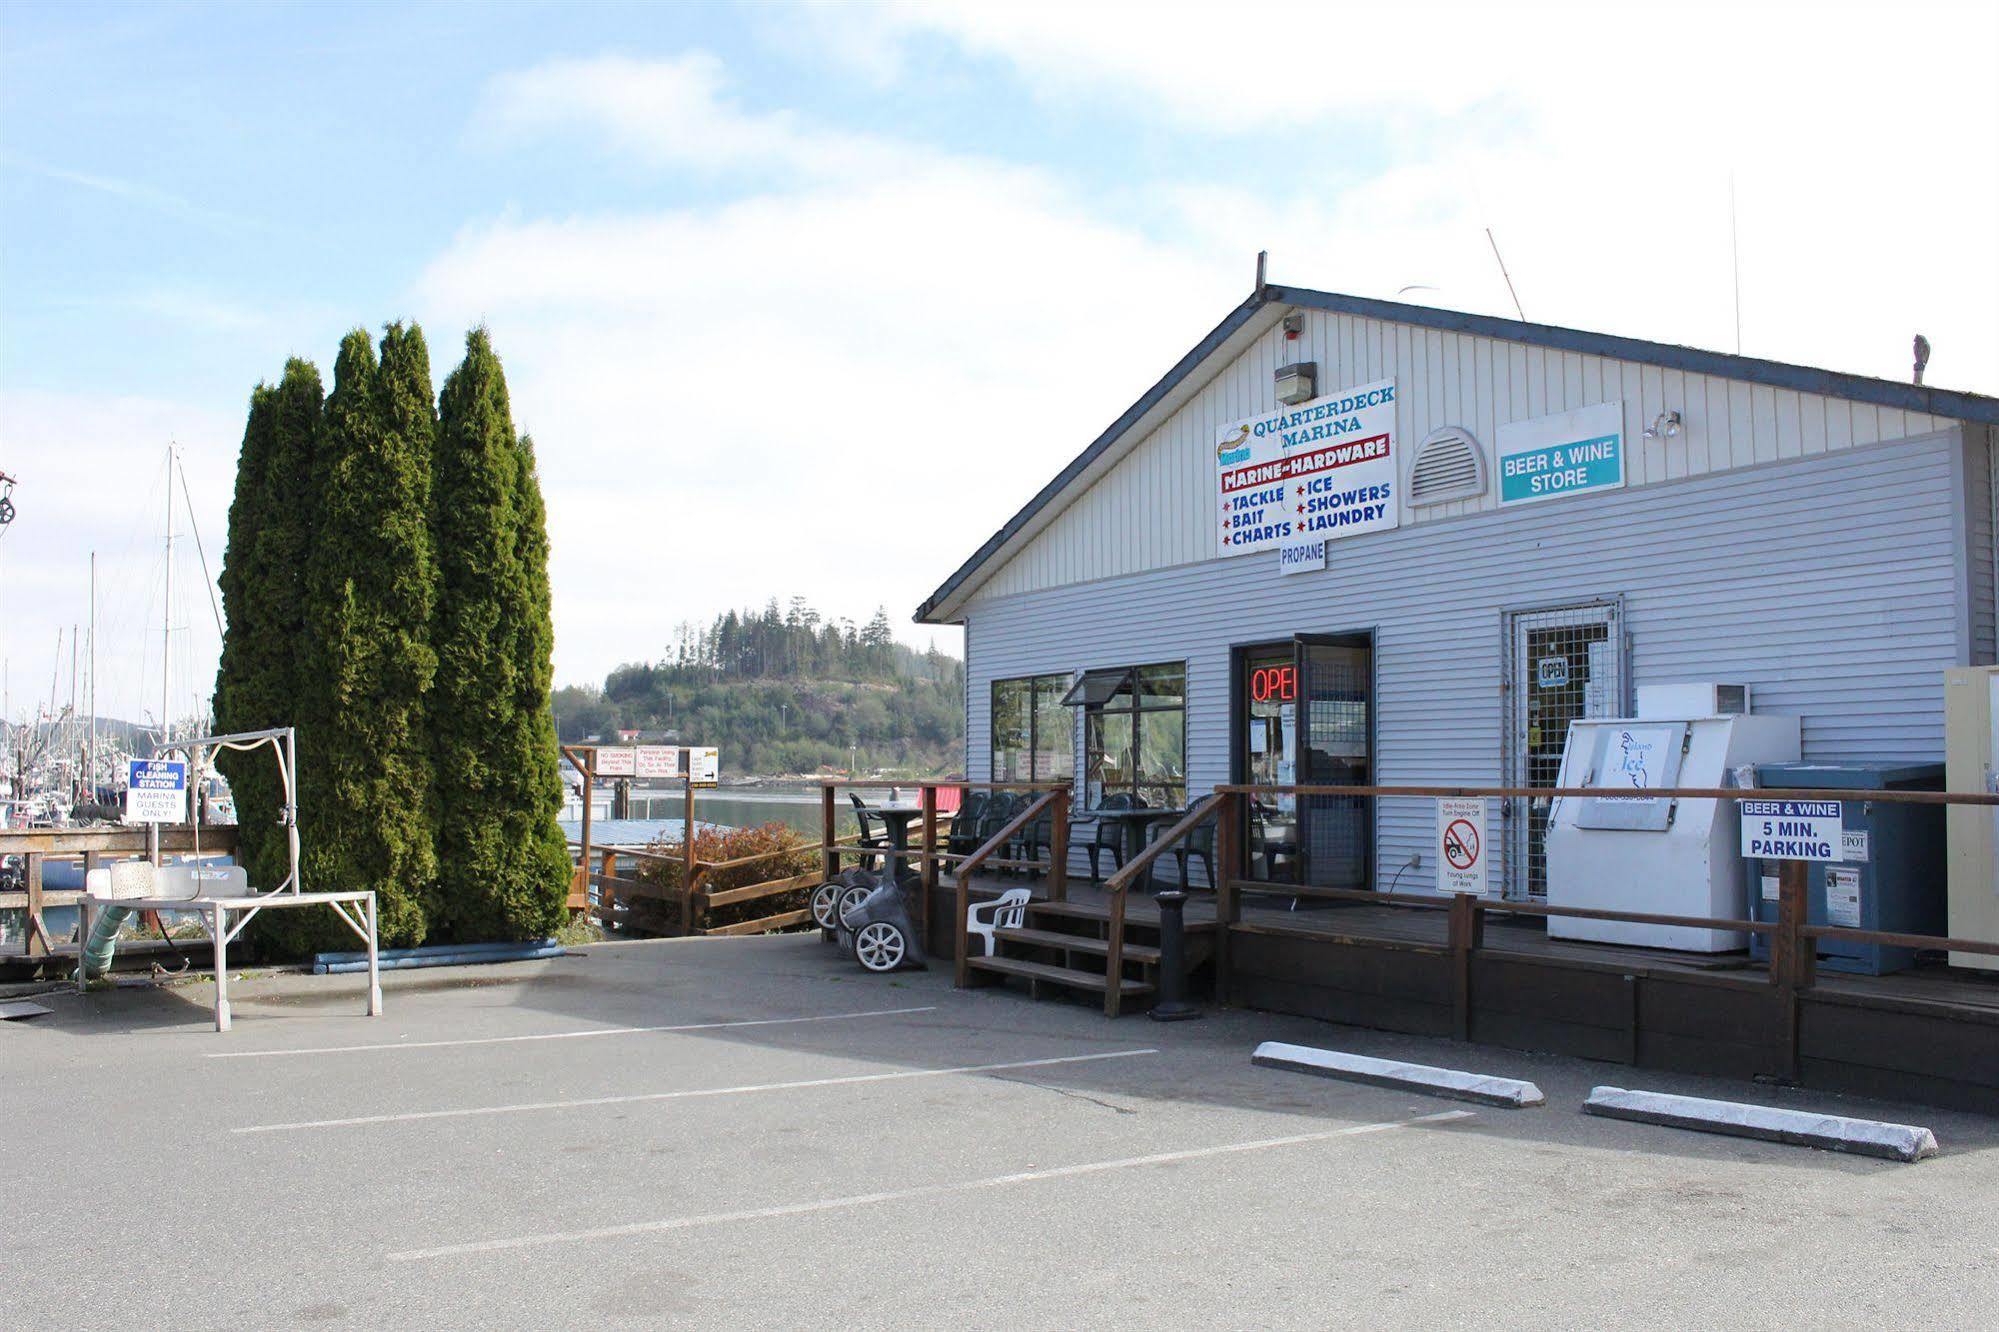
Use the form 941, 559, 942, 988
162, 442, 174, 749
89, 551, 97, 799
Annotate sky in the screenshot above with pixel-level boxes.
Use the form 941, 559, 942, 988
3, 0, 1996, 724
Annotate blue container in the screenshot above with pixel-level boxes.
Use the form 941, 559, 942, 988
1747, 762, 1945, 975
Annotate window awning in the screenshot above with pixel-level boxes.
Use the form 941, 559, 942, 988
1061, 667, 1133, 707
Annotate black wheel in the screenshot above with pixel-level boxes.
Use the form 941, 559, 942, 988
810, 882, 842, 929
853, 921, 907, 973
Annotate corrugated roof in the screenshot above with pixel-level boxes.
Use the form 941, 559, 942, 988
915, 284, 1999, 623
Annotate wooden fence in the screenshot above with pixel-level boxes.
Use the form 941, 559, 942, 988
569, 780, 1068, 940
1, 825, 241, 963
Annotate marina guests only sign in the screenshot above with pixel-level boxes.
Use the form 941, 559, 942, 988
125, 759, 187, 824
1214, 378, 1399, 561
1741, 799, 1844, 861
1496, 401, 1625, 506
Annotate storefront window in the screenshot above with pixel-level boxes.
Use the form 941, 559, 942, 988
990, 674, 1074, 783
1068, 662, 1186, 809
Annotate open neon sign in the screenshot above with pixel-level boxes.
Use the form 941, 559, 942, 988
1250, 664, 1297, 703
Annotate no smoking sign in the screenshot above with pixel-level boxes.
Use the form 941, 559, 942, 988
1436, 797, 1491, 896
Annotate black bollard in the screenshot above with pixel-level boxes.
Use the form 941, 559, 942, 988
1149, 888, 1201, 1021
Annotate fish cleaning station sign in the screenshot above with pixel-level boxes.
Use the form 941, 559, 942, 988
1214, 378, 1399, 558
124, 759, 188, 825
1741, 799, 1844, 861
1496, 401, 1625, 505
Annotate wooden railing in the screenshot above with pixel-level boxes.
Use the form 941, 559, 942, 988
2, 826, 241, 961
1210, 782, 1999, 1078
566, 779, 1068, 941
1098, 792, 1226, 1016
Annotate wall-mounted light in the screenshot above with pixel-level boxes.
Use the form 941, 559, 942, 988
1275, 361, 1317, 405
1643, 410, 1683, 441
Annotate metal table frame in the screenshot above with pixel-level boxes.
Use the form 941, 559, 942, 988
77, 890, 380, 1032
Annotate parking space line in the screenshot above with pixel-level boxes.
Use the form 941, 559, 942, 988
387, 1109, 1474, 1261
234, 1048, 1161, 1134
204, 1005, 940, 1059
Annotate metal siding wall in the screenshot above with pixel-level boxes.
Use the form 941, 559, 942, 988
963, 434, 1966, 896
974, 314, 1953, 602
1971, 425, 1997, 665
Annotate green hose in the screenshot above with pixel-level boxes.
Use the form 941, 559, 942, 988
80, 903, 132, 980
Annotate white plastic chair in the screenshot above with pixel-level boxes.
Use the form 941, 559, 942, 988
966, 887, 1032, 957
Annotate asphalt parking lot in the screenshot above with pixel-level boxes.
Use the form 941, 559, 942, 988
5, 935, 1997, 1329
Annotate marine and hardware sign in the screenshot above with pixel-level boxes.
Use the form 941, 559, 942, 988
1213, 378, 1399, 558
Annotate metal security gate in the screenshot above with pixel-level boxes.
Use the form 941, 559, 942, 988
1296, 635, 1373, 889
1504, 600, 1626, 899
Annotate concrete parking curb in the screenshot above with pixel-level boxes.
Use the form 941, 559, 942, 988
1583, 1086, 1938, 1162
1252, 1041, 1546, 1107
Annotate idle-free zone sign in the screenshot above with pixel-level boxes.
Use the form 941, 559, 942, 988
1740, 799, 1843, 861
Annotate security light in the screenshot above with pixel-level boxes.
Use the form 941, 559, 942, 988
1643, 410, 1683, 440
1274, 361, 1317, 406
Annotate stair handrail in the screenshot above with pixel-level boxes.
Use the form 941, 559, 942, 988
1096, 790, 1225, 1016
952, 788, 1064, 987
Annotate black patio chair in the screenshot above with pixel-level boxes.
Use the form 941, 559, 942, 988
1072, 791, 1136, 883
944, 791, 991, 865
976, 792, 1023, 876
848, 792, 887, 872
1013, 799, 1057, 878
1173, 818, 1216, 891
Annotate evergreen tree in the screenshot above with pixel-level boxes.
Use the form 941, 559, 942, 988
214, 359, 326, 895
212, 384, 280, 878
430, 329, 570, 940
293, 325, 440, 949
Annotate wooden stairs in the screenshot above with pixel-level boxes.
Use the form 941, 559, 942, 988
963, 896, 1219, 1013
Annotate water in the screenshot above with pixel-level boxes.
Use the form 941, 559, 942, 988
564, 785, 829, 846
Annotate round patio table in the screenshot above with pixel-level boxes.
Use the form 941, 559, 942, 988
870, 802, 926, 886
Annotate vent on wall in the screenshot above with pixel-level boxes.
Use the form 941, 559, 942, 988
1408, 426, 1487, 506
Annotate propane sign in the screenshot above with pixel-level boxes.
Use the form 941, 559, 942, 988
124, 759, 187, 824
1740, 799, 1843, 861
1436, 797, 1491, 895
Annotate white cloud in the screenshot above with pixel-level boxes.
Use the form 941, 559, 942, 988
435, 19, 1997, 694
475, 51, 921, 180
837, 0, 1999, 389
418, 159, 1241, 688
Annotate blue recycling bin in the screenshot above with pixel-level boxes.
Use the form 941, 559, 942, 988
1747, 762, 1945, 975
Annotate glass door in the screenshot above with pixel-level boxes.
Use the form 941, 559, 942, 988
1238, 644, 1300, 883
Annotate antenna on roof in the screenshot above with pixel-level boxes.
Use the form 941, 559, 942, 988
1729, 173, 1743, 355
1254, 250, 1268, 296
1485, 228, 1525, 321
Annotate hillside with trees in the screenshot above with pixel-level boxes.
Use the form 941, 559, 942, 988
553, 598, 964, 778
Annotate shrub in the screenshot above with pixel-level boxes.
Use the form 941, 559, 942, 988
633, 821, 820, 933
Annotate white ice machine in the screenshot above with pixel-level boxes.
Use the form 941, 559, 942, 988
1544, 688, 1799, 951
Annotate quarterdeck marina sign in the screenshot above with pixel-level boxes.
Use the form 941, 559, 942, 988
1214, 378, 1400, 560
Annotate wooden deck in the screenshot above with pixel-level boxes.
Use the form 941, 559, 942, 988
950, 873, 1999, 1018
